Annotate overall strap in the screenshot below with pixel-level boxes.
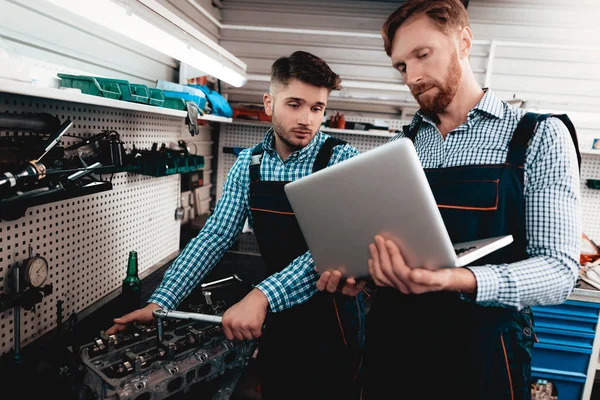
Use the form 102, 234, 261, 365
507, 112, 582, 170
403, 118, 424, 142
550, 114, 582, 171
506, 112, 540, 167
312, 137, 348, 173
249, 143, 264, 182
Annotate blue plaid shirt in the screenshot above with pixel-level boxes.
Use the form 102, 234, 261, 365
389, 90, 581, 309
149, 130, 360, 312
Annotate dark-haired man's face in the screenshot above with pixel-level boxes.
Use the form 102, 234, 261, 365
390, 15, 463, 113
264, 79, 328, 160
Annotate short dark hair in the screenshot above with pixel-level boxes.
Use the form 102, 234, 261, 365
270, 51, 342, 93
381, 0, 469, 56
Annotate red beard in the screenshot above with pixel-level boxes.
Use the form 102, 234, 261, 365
410, 52, 462, 114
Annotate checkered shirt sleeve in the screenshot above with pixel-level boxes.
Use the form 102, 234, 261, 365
149, 132, 360, 312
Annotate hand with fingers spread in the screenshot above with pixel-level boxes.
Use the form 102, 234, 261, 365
368, 235, 477, 295
316, 268, 368, 296
105, 303, 161, 335
221, 288, 268, 341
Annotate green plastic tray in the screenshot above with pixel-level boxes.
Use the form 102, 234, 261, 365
164, 96, 187, 110
58, 74, 147, 104
148, 88, 165, 107
58, 73, 121, 100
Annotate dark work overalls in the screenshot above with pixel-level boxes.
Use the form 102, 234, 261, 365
249, 137, 365, 400
364, 112, 580, 400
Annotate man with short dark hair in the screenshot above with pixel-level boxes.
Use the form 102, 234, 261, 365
106, 51, 364, 400
316, 1, 581, 399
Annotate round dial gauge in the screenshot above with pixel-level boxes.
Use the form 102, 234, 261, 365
23, 255, 49, 288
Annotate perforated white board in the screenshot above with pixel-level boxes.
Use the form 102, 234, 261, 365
0, 93, 184, 356
580, 155, 600, 244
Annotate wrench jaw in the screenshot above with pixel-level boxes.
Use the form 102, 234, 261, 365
152, 308, 169, 319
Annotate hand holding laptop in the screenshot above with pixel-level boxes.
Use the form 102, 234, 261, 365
315, 268, 367, 296
368, 235, 477, 295
316, 234, 478, 296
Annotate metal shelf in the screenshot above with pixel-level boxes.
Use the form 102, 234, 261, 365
230, 120, 396, 137
231, 119, 271, 127
0, 78, 187, 118
198, 115, 233, 123
321, 127, 396, 138
580, 148, 600, 156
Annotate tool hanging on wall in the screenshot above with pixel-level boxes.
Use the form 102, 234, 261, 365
586, 179, 600, 189
63, 129, 125, 170
0, 244, 54, 364
0, 244, 54, 314
0, 112, 61, 133
0, 116, 116, 221
0, 159, 108, 221
0, 118, 72, 194
186, 101, 200, 136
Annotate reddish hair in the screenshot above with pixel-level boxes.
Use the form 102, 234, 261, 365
381, 0, 469, 56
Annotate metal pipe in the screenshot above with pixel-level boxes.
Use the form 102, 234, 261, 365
152, 308, 223, 324
67, 162, 102, 181
200, 274, 240, 288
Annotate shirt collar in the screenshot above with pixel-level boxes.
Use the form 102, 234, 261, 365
261, 127, 321, 162
471, 88, 505, 120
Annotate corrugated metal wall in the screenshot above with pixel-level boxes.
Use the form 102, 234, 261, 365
218, 0, 600, 126
3, 0, 597, 127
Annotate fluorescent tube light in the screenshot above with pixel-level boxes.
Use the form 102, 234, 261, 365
43, 0, 247, 87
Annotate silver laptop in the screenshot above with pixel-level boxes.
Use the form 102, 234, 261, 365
284, 137, 513, 278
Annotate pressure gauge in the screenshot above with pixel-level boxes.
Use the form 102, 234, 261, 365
22, 255, 49, 288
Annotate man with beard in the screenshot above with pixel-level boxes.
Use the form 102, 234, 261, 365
106, 51, 365, 400
315, 0, 581, 399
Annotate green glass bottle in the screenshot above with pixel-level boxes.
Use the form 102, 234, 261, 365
122, 251, 141, 313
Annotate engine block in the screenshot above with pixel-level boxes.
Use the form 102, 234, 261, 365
79, 302, 257, 400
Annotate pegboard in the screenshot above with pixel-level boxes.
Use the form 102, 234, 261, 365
217, 122, 600, 257
580, 154, 600, 243
0, 92, 185, 356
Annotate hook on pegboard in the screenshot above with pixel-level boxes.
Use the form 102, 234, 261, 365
586, 179, 600, 190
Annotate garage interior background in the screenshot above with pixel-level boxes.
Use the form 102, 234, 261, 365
1, 0, 600, 399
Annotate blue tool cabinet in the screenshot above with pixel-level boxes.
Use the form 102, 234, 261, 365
531, 299, 600, 399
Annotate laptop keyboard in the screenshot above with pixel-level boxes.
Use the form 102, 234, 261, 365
455, 246, 476, 256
